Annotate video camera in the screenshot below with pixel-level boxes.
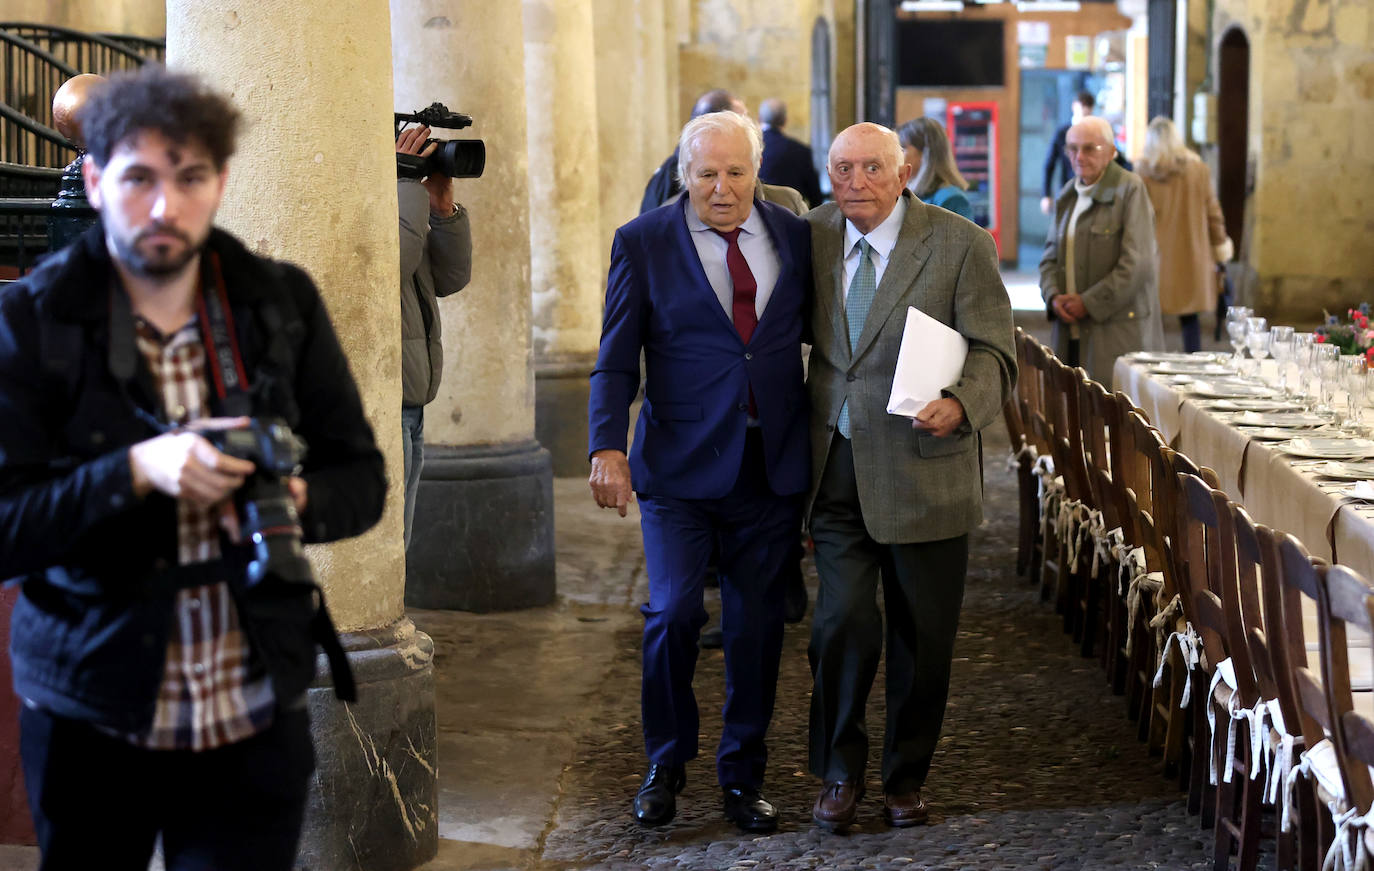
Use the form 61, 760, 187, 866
395, 102, 486, 180
202, 418, 312, 589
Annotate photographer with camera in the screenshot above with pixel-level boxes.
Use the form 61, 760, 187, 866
396, 121, 472, 549
0, 66, 385, 870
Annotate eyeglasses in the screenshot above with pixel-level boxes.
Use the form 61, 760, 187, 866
1063, 143, 1106, 157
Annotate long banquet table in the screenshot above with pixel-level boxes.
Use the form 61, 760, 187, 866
1112, 355, 1374, 580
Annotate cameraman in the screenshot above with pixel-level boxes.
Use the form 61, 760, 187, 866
0, 66, 384, 869
396, 124, 472, 549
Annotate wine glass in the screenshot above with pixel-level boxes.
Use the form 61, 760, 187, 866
1342, 355, 1369, 433
1226, 312, 1251, 368
1292, 333, 1316, 407
1269, 326, 1295, 395
1315, 343, 1341, 417
1245, 317, 1269, 379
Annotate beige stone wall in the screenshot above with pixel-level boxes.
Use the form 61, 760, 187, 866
168, 0, 404, 632
1212, 0, 1374, 322
677, 0, 834, 137
26, 0, 165, 36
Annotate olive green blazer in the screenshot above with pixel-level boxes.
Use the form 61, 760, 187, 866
804, 191, 1016, 544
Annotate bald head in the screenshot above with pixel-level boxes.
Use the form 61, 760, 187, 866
827, 123, 910, 233
759, 98, 787, 128
1065, 115, 1117, 186
691, 89, 737, 119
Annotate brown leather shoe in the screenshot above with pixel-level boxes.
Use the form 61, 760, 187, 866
883, 789, 929, 827
812, 780, 864, 831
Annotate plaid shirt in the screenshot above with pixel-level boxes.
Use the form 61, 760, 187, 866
130, 316, 275, 751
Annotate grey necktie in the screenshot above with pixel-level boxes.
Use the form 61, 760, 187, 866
837, 238, 876, 439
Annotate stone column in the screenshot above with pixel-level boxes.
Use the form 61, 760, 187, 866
637, 0, 672, 169
524, 0, 605, 477
393, 2, 555, 611
166, 3, 436, 870
593, 0, 648, 269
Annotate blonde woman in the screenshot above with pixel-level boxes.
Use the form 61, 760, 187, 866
1137, 116, 1233, 352
896, 117, 973, 222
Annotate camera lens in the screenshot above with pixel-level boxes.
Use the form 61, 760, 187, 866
430, 140, 485, 179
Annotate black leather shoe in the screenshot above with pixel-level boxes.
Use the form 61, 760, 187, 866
700, 625, 724, 649
633, 764, 686, 826
722, 784, 778, 832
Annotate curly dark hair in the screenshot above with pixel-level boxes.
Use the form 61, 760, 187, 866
76, 65, 241, 169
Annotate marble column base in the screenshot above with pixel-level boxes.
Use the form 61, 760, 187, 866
535, 353, 596, 478
299, 618, 437, 871
406, 438, 556, 612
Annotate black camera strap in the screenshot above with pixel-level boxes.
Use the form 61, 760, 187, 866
193, 252, 357, 703
195, 250, 252, 418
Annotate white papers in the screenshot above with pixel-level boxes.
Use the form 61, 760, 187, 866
886, 306, 969, 418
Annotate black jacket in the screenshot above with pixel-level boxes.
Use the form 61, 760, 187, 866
0, 222, 386, 732
760, 126, 823, 209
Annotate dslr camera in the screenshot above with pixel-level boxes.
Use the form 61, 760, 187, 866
202, 418, 312, 589
395, 102, 486, 180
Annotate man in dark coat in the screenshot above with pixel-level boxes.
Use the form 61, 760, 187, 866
758, 98, 823, 209
0, 66, 384, 870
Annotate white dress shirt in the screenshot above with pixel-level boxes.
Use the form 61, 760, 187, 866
841, 196, 908, 302
685, 200, 782, 323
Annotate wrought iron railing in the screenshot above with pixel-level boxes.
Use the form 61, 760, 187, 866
93, 32, 165, 63
0, 30, 80, 168
1, 23, 157, 77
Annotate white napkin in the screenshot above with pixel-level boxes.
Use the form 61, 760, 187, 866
1350, 481, 1374, 500
886, 307, 969, 418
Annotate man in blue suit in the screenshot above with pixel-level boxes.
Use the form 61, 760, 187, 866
588, 110, 811, 832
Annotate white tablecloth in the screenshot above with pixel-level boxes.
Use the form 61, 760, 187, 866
1112, 357, 1374, 576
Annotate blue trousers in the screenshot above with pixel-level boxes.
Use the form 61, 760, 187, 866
637, 430, 801, 789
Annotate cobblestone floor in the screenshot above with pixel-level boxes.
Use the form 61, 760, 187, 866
530, 424, 1273, 871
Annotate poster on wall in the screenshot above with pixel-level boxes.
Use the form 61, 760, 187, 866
1065, 35, 1092, 70
1018, 21, 1050, 68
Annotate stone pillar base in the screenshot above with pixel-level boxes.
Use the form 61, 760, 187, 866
300, 619, 436, 871
535, 353, 596, 478
406, 439, 556, 612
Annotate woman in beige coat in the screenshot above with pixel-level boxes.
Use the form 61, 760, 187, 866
1137, 116, 1233, 352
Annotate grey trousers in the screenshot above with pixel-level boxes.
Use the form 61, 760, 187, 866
807, 435, 968, 794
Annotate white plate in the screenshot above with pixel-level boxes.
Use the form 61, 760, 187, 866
1239, 426, 1313, 441
1309, 461, 1374, 480
1278, 437, 1374, 459
1147, 363, 1234, 376
1228, 411, 1331, 428
1206, 398, 1305, 412
1128, 351, 1228, 364
1184, 380, 1277, 399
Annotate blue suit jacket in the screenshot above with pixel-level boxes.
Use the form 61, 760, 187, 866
588, 197, 811, 500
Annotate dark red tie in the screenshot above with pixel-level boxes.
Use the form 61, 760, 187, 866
713, 227, 758, 345
712, 227, 758, 415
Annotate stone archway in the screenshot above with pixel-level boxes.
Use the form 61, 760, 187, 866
1216, 25, 1249, 256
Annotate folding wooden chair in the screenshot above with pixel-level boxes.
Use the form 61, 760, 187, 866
1313, 566, 1374, 871
1236, 508, 1317, 871
1188, 488, 1263, 871
1278, 535, 1342, 868
1005, 328, 1039, 579
1044, 357, 1094, 633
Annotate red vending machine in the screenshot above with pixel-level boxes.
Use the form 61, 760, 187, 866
946, 101, 1000, 256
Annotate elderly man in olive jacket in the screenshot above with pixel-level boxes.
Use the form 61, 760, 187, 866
1039, 116, 1162, 382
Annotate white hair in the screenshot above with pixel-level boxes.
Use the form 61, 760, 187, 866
1073, 115, 1117, 149
676, 111, 762, 187
827, 122, 904, 173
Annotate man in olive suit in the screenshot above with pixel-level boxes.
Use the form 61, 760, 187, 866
804, 122, 1015, 832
